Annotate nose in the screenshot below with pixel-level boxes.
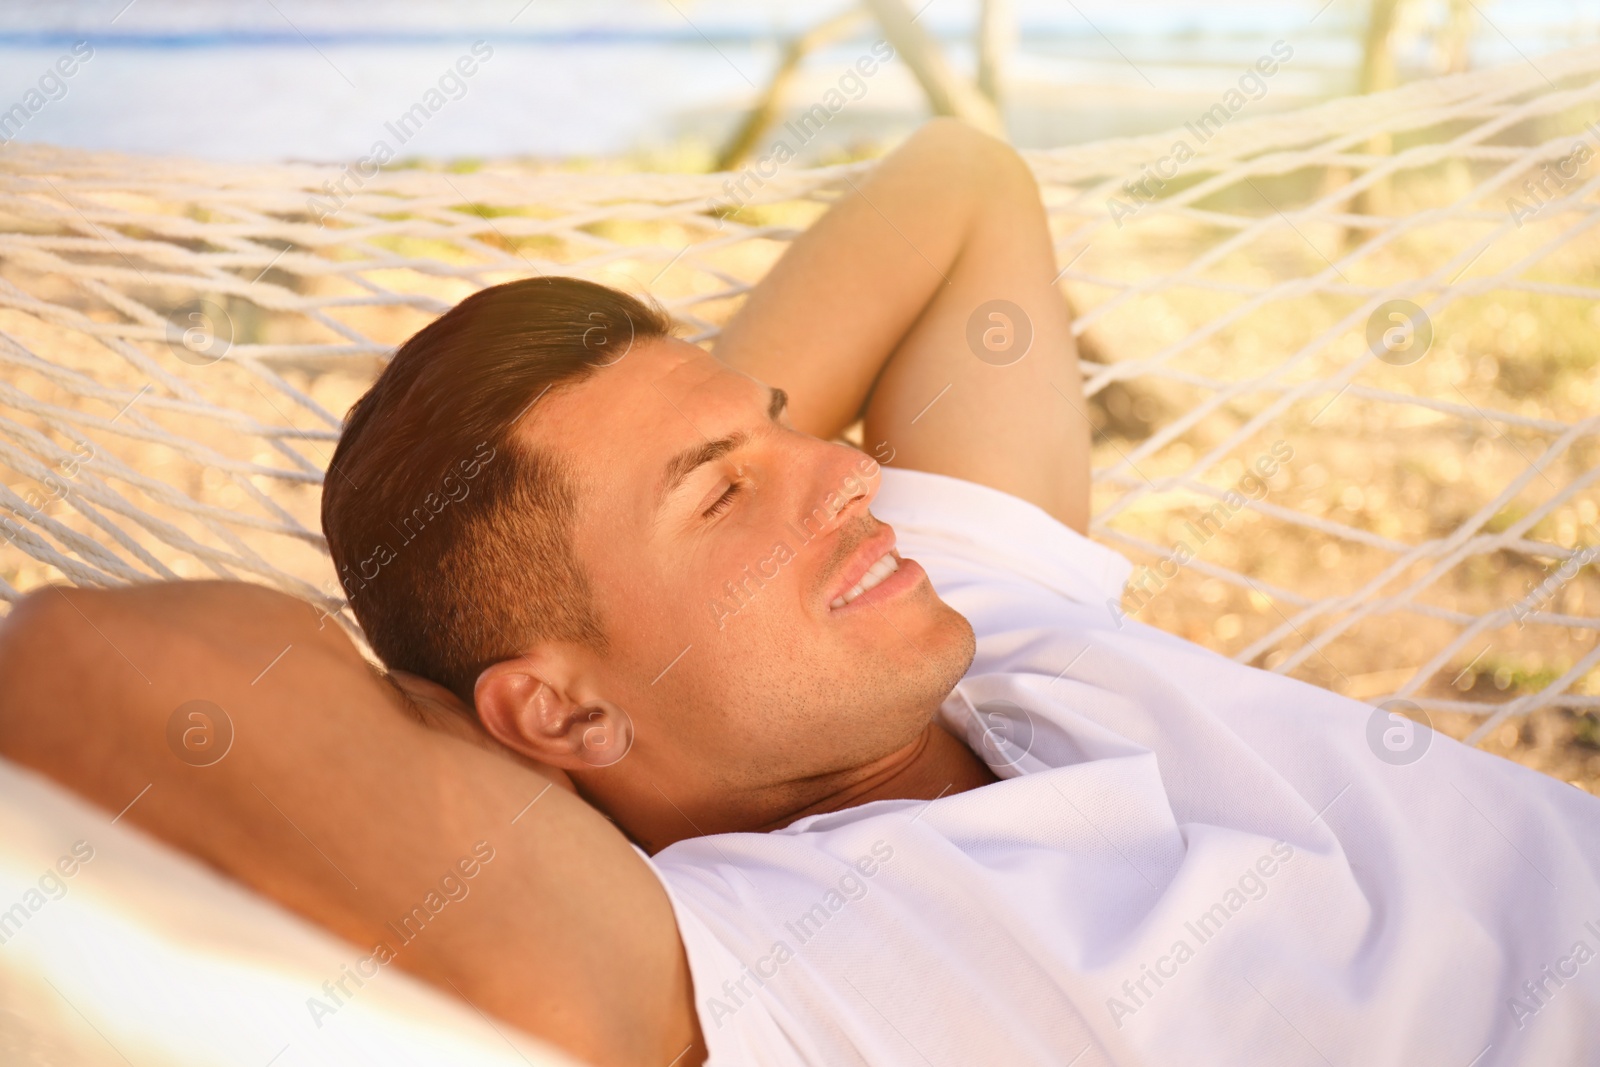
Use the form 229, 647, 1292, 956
794, 437, 882, 539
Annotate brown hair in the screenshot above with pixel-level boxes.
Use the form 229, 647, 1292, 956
321, 276, 672, 703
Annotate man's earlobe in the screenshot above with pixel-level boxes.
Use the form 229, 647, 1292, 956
567, 699, 634, 768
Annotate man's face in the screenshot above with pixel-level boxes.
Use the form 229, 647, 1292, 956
521, 337, 974, 824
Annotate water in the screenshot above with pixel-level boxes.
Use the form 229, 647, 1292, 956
0, 0, 1594, 163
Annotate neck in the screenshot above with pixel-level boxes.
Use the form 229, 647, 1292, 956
615, 720, 1000, 852
757, 720, 1000, 832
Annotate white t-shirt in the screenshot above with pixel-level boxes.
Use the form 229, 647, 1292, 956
643, 468, 1600, 1067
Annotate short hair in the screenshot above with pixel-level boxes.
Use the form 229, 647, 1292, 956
321, 276, 673, 704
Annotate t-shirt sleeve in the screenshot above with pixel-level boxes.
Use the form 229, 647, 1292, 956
871, 466, 1132, 614
632, 845, 811, 1067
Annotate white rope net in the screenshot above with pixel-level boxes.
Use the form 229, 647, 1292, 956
1, 46, 1596, 752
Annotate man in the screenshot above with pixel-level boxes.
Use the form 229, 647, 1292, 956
2, 120, 1598, 1067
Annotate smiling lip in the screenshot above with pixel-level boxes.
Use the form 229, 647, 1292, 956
823, 526, 922, 612
828, 552, 923, 614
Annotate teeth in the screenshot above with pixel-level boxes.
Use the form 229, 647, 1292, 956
831, 552, 899, 608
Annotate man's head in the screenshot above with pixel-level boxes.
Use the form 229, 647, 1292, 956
324, 277, 974, 844
323, 277, 660, 701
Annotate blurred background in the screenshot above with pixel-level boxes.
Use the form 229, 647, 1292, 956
0, 2, 1596, 789
2, 0, 1598, 166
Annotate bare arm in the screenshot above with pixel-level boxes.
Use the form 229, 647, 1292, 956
0, 581, 702, 1067
714, 118, 1091, 533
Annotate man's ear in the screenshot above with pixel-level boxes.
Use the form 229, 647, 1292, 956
474, 653, 632, 771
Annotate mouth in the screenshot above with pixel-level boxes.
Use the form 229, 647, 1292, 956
824, 526, 924, 613
830, 549, 901, 608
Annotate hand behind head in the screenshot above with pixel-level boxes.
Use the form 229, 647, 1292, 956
387, 669, 578, 795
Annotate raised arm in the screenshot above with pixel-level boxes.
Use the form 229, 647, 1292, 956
713, 118, 1091, 533
0, 581, 702, 1067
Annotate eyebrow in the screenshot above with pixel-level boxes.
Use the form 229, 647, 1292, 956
655, 387, 787, 509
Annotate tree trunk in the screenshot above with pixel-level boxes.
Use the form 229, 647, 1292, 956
714, 8, 870, 172
1440, 0, 1474, 74
1360, 0, 1403, 96
863, 0, 1004, 136
1353, 0, 1407, 225
975, 0, 1014, 110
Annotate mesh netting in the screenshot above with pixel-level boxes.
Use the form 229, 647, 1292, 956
1, 45, 1596, 749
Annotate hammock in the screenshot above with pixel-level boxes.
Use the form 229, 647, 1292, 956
1, 46, 1596, 751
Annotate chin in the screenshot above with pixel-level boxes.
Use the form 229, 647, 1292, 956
907, 600, 977, 700
939, 606, 978, 682
814, 602, 974, 766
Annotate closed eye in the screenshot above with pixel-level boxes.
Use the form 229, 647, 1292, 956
702, 480, 743, 518
656, 387, 786, 516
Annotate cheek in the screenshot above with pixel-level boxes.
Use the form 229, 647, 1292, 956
699, 532, 802, 634
677, 492, 816, 630
590, 521, 792, 686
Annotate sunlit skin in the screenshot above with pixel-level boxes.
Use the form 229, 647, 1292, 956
0, 119, 1092, 1067
471, 339, 991, 852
